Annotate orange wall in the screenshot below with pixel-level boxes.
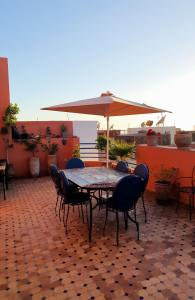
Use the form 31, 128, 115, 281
16, 121, 73, 137
0, 57, 10, 158
137, 145, 195, 203
9, 137, 79, 177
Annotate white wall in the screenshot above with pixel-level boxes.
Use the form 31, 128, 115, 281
127, 126, 176, 144
72, 121, 98, 160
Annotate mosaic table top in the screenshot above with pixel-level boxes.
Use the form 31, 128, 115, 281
63, 167, 128, 189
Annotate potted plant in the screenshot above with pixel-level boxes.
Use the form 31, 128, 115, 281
23, 137, 41, 177
146, 128, 158, 146
174, 130, 192, 149
61, 123, 67, 145
1, 103, 19, 161
72, 143, 80, 158
41, 127, 59, 170
96, 135, 108, 161
110, 140, 135, 161
154, 165, 179, 204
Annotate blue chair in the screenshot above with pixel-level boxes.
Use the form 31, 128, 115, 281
103, 174, 143, 246
50, 164, 62, 217
116, 160, 128, 173
133, 164, 149, 223
50, 164, 78, 220
59, 171, 90, 233
66, 158, 85, 169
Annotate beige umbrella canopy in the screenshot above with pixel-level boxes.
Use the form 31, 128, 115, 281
42, 92, 171, 166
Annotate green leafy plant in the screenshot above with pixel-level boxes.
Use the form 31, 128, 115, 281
96, 135, 108, 151
3, 103, 20, 127
23, 137, 41, 156
1, 103, 20, 162
110, 140, 135, 160
41, 127, 59, 155
41, 142, 59, 155
61, 123, 67, 133
72, 144, 80, 158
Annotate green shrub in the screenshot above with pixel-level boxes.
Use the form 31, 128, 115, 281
110, 140, 135, 160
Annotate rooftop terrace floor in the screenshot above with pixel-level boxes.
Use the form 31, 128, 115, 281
0, 177, 195, 300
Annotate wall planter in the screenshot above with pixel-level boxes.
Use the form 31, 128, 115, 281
174, 132, 192, 149
30, 157, 40, 177
146, 135, 158, 146
61, 138, 67, 146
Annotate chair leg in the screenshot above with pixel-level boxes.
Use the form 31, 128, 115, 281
63, 203, 66, 227
55, 195, 59, 216
142, 194, 147, 223
134, 204, 137, 222
59, 196, 63, 222
2, 176, 6, 200
124, 211, 128, 230
116, 210, 119, 247
85, 203, 89, 230
78, 205, 80, 217
81, 204, 85, 223
127, 212, 140, 240
65, 205, 70, 234
103, 205, 108, 235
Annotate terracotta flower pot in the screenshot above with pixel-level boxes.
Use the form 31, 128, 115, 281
174, 132, 192, 149
155, 181, 172, 204
146, 135, 158, 146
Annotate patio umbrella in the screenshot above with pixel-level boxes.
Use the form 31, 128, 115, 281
41, 92, 171, 167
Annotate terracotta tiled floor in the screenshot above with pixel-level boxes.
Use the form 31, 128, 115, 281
0, 177, 195, 300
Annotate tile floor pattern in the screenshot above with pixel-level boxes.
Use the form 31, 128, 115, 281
0, 177, 195, 300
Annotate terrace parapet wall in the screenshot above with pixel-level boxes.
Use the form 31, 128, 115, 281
9, 136, 79, 178
136, 144, 195, 204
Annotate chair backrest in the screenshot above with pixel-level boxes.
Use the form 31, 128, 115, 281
116, 161, 128, 173
66, 158, 85, 169
112, 174, 143, 211
49, 164, 61, 193
133, 164, 149, 192
59, 171, 71, 197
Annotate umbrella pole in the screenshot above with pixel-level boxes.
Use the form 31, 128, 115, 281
106, 116, 109, 168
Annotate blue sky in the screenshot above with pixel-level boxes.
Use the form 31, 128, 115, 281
0, 0, 195, 129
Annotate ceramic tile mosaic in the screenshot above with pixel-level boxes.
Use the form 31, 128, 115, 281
0, 177, 195, 300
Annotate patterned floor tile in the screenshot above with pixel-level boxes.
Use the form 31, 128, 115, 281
0, 177, 195, 299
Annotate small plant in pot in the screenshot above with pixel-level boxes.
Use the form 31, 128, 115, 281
110, 140, 135, 161
1, 103, 20, 162
154, 165, 179, 205
96, 135, 109, 161
146, 128, 158, 146
61, 123, 68, 145
23, 137, 41, 177
41, 127, 59, 171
